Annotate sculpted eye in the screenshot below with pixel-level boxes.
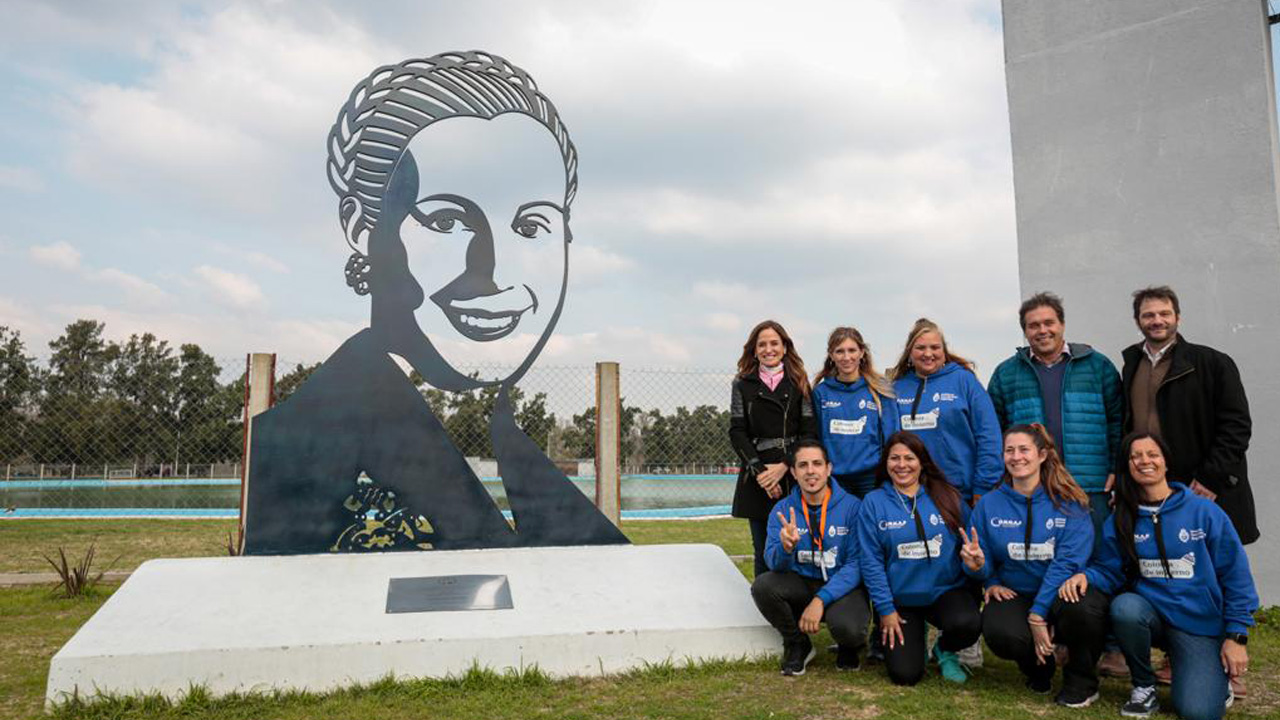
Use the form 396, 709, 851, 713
512, 212, 550, 239
414, 207, 473, 235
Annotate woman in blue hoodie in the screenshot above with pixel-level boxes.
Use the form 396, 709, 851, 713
963, 424, 1106, 708
812, 326, 898, 498
1063, 433, 1258, 720
856, 430, 980, 685
888, 318, 1002, 503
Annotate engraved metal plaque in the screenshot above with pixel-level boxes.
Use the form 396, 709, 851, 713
385, 574, 513, 614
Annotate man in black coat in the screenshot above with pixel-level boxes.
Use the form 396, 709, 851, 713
1120, 286, 1258, 545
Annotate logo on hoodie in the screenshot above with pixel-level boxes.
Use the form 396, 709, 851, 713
1179, 527, 1206, 543
991, 517, 1023, 529
830, 417, 866, 435
929, 513, 941, 526
822, 400, 841, 409
1046, 517, 1066, 530
858, 399, 868, 410
1139, 553, 1196, 580
900, 408, 939, 431
1007, 537, 1056, 561
897, 533, 944, 560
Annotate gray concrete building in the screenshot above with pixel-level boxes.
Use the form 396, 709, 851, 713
1003, 0, 1280, 599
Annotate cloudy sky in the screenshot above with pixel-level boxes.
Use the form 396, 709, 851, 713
1, 1, 1053, 379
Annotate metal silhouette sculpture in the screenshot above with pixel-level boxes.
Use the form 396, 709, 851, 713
242, 51, 628, 554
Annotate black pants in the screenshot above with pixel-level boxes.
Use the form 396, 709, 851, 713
748, 517, 769, 578
883, 586, 982, 686
983, 591, 1110, 694
751, 571, 870, 649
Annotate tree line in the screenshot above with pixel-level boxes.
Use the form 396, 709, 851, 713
0, 320, 736, 472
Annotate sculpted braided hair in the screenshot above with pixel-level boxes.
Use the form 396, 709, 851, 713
326, 51, 579, 254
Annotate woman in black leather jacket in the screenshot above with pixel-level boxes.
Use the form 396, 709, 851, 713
729, 320, 818, 577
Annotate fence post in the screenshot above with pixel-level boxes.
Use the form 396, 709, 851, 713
238, 353, 277, 552
594, 361, 622, 527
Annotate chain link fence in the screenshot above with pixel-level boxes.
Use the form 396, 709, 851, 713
1, 330, 738, 518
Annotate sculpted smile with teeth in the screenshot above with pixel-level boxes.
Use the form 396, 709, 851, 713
459, 313, 514, 329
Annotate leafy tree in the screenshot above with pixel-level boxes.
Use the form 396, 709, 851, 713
274, 362, 321, 404
0, 327, 39, 461
558, 402, 644, 461
176, 344, 242, 465
640, 405, 734, 470
36, 320, 118, 463
106, 333, 181, 466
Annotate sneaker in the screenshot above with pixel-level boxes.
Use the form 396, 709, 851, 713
1098, 650, 1130, 678
957, 640, 984, 669
1120, 686, 1159, 718
1025, 674, 1052, 695
1229, 676, 1246, 700
1225, 685, 1235, 710
1055, 687, 1099, 708
932, 643, 969, 684
865, 635, 885, 665
835, 645, 862, 671
780, 636, 815, 676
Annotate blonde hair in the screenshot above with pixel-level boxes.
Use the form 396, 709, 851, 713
813, 327, 894, 411
888, 318, 976, 379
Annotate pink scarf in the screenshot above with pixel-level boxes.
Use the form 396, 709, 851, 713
759, 365, 784, 391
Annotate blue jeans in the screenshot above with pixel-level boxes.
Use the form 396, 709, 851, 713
1111, 593, 1229, 720
1087, 491, 1111, 552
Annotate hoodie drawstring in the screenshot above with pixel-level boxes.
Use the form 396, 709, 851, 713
1152, 510, 1173, 580
1024, 494, 1034, 561
910, 374, 928, 420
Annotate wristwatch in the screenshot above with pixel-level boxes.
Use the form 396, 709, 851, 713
1226, 633, 1248, 646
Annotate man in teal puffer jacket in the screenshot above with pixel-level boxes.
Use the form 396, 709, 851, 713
987, 293, 1123, 530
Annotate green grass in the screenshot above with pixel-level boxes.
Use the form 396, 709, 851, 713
0, 519, 239, 574
2, 518, 1277, 720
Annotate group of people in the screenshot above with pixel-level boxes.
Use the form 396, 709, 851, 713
730, 287, 1259, 720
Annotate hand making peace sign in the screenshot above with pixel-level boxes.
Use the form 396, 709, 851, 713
958, 526, 985, 573
777, 507, 801, 554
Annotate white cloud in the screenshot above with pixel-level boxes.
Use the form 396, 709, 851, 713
195, 265, 265, 310
247, 251, 290, 274
0, 165, 45, 193
93, 267, 170, 304
702, 312, 742, 333
29, 241, 81, 270
693, 281, 751, 308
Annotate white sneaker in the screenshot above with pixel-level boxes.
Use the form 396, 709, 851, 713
957, 640, 984, 669
1121, 685, 1159, 718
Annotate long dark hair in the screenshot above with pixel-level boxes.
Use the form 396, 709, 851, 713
1001, 424, 1089, 511
1113, 432, 1175, 578
875, 430, 963, 533
736, 320, 811, 398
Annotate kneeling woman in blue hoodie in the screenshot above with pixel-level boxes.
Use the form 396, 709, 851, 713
1066, 433, 1258, 720
963, 424, 1105, 707
857, 430, 981, 685
752, 439, 869, 675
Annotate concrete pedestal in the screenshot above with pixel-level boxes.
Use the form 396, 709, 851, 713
46, 544, 778, 703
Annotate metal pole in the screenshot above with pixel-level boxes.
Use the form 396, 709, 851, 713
594, 361, 622, 527
239, 353, 277, 552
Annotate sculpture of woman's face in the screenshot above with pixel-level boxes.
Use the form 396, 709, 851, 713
372, 113, 570, 385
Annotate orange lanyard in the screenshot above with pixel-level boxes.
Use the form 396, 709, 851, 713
800, 487, 831, 577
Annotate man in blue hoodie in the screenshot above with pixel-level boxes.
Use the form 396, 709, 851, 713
751, 439, 869, 676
